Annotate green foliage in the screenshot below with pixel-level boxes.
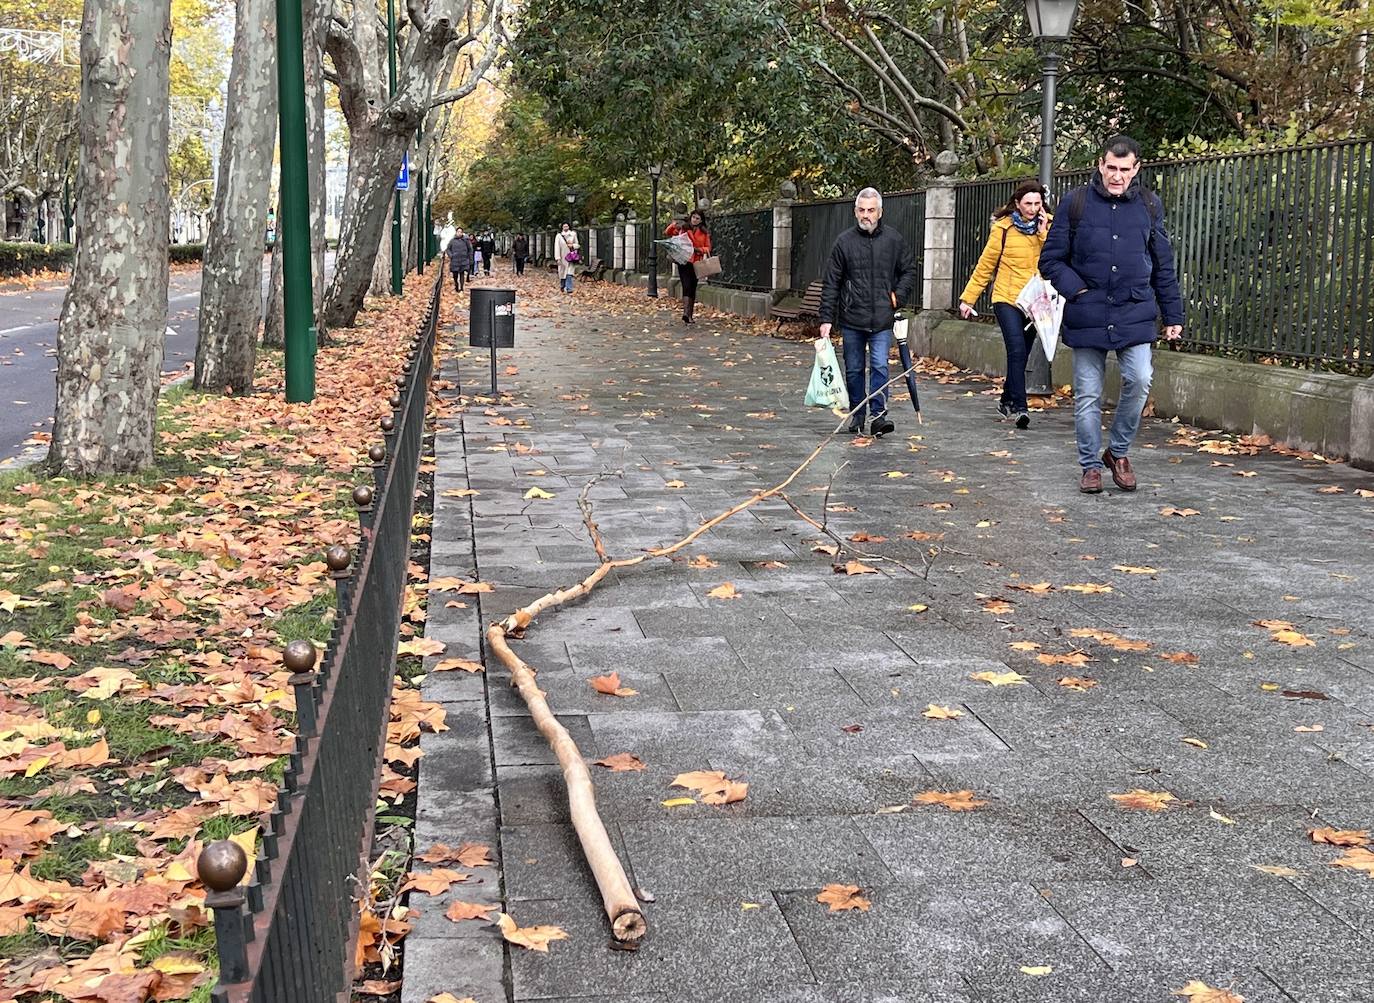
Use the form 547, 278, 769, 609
170, 243, 206, 264
0, 241, 73, 276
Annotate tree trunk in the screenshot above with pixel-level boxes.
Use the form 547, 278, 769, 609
194, 0, 278, 394
49, 0, 171, 476
262, 235, 285, 347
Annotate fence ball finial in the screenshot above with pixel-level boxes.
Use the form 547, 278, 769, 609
380, 416, 396, 433
325, 544, 352, 573
388, 394, 401, 408
779, 180, 798, 201
198, 839, 248, 893
352, 484, 374, 508
368, 444, 386, 464
283, 639, 317, 674
934, 150, 960, 176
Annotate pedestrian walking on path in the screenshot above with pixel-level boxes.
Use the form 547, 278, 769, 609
480, 232, 496, 275
446, 227, 473, 293
1039, 134, 1185, 494
665, 210, 712, 324
554, 223, 579, 294
958, 180, 1052, 430
818, 187, 917, 438
512, 233, 529, 276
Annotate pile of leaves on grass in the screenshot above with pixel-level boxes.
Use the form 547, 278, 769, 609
0, 276, 440, 1001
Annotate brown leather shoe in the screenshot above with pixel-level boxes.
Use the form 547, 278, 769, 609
1079, 468, 1103, 493
1102, 449, 1137, 491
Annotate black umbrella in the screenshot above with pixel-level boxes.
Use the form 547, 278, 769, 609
893, 320, 923, 424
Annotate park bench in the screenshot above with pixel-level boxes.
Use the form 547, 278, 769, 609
581, 256, 607, 281
770, 279, 824, 335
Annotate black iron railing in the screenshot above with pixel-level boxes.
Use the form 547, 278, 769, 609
710, 209, 773, 292
634, 220, 673, 277
789, 197, 854, 293
596, 225, 615, 267
199, 269, 443, 1003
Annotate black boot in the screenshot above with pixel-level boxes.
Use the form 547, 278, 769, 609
683, 296, 695, 324
870, 412, 895, 438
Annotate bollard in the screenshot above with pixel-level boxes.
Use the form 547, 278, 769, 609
198, 841, 251, 983
284, 640, 318, 737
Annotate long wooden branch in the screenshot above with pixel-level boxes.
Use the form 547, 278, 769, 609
485, 357, 926, 940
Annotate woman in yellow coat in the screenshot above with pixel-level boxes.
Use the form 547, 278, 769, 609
958, 180, 1050, 429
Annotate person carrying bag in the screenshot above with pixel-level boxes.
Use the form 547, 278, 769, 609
957, 180, 1052, 430
665, 210, 712, 324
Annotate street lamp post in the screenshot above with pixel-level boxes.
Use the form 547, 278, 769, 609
275, 0, 316, 402
1025, 0, 1079, 395
647, 164, 661, 298
1025, 0, 1079, 191
387, 0, 402, 295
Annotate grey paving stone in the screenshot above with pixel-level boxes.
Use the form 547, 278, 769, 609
783, 704, 1010, 763
620, 815, 892, 896
585, 709, 808, 765
856, 808, 1134, 882
1116, 742, 1372, 807
565, 636, 743, 675
919, 751, 1171, 808
506, 893, 814, 999
398, 936, 505, 1003
488, 666, 681, 717
527, 980, 979, 1003
502, 822, 633, 903
966, 968, 1289, 1003
1260, 967, 1374, 1003
776, 881, 1107, 983
492, 713, 597, 766
1042, 874, 1371, 971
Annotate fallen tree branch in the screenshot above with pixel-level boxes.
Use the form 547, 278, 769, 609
484, 359, 924, 941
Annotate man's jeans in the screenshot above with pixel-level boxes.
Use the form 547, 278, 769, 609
841, 327, 893, 420
1072, 343, 1153, 469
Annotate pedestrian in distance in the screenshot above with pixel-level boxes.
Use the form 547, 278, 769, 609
1039, 134, 1184, 494
664, 210, 712, 324
512, 233, 529, 276
480, 232, 496, 275
818, 187, 918, 438
473, 244, 484, 276
958, 180, 1052, 430
446, 227, 473, 293
554, 223, 579, 294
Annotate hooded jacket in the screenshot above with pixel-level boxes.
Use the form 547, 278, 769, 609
818, 222, 916, 332
1038, 174, 1184, 351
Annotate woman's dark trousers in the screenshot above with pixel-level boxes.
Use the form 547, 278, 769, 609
678, 261, 699, 321
993, 302, 1033, 412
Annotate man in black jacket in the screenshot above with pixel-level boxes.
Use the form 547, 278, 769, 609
819, 188, 917, 437
480, 233, 496, 275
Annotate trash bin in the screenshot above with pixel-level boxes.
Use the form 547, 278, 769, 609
470, 287, 516, 348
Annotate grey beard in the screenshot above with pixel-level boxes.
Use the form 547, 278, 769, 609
857, 220, 878, 233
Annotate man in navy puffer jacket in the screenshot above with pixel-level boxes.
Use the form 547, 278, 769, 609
1040, 135, 1184, 494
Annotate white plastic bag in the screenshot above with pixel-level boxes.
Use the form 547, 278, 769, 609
1015, 272, 1064, 363
805, 337, 850, 411
656, 233, 695, 265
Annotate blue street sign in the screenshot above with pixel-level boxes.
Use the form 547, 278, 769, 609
396, 153, 410, 191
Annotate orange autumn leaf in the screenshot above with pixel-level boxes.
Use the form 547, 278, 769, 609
816, 883, 871, 912
418, 842, 493, 868
671, 769, 748, 805
1037, 651, 1093, 667
1310, 828, 1370, 847
1330, 848, 1374, 875
1171, 982, 1246, 1003
688, 554, 719, 568
913, 790, 987, 812
707, 582, 740, 600
922, 704, 963, 720
402, 868, 469, 896
588, 672, 638, 697
1159, 507, 1201, 517
594, 753, 647, 772
445, 900, 495, 922
496, 912, 569, 952
838, 560, 879, 575
433, 657, 483, 673
398, 638, 446, 657
1159, 651, 1200, 664
1110, 790, 1179, 812
1057, 676, 1098, 691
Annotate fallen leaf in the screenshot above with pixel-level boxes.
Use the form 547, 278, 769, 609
661, 797, 696, 808
1113, 565, 1159, 574
1171, 980, 1245, 1002
1057, 676, 1098, 691
1330, 847, 1374, 875
970, 670, 1027, 687
688, 554, 719, 569
672, 770, 748, 805
496, 912, 569, 952
1270, 629, 1316, 647
1060, 583, 1113, 594
445, 901, 494, 923
1209, 808, 1236, 825
358, 981, 403, 996
594, 753, 647, 772
418, 842, 493, 867
1160, 651, 1200, 664
1252, 865, 1300, 877
398, 638, 446, 657
1159, 507, 1201, 517
523, 487, 555, 500
1181, 737, 1209, 749
433, 658, 483, 673
1038, 652, 1093, 667
922, 704, 964, 720
589, 672, 638, 697
1316, 485, 1345, 494
1020, 965, 1053, 976
839, 560, 878, 576
1008, 641, 1041, 651
664, 480, 687, 489
402, 869, 468, 896
1110, 790, 1179, 812
816, 884, 871, 912
441, 488, 480, 498
707, 582, 740, 600
1310, 828, 1370, 847
913, 790, 987, 812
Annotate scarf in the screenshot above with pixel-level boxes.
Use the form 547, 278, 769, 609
1010, 209, 1040, 235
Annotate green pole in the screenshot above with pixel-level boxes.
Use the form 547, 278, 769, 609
388, 0, 402, 295
415, 125, 425, 274
62, 178, 74, 244
276, 0, 316, 402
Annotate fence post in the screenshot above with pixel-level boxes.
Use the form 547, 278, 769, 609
587, 222, 599, 264
922, 152, 959, 312
613, 215, 626, 271
1352, 379, 1374, 471
624, 219, 639, 275
772, 181, 795, 295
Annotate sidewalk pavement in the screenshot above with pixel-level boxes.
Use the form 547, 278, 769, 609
403, 274, 1374, 1003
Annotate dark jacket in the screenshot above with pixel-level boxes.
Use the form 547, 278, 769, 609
480, 236, 496, 258
1038, 175, 1184, 351
513, 235, 529, 257
818, 222, 916, 332
447, 236, 473, 272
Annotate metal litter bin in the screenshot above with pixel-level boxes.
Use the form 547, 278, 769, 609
470, 287, 515, 348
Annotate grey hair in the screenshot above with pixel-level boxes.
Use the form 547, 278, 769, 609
855, 187, 883, 209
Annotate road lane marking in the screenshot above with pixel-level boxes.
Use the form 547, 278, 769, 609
0, 326, 34, 336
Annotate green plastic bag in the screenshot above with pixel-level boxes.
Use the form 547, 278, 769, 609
804, 337, 849, 411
